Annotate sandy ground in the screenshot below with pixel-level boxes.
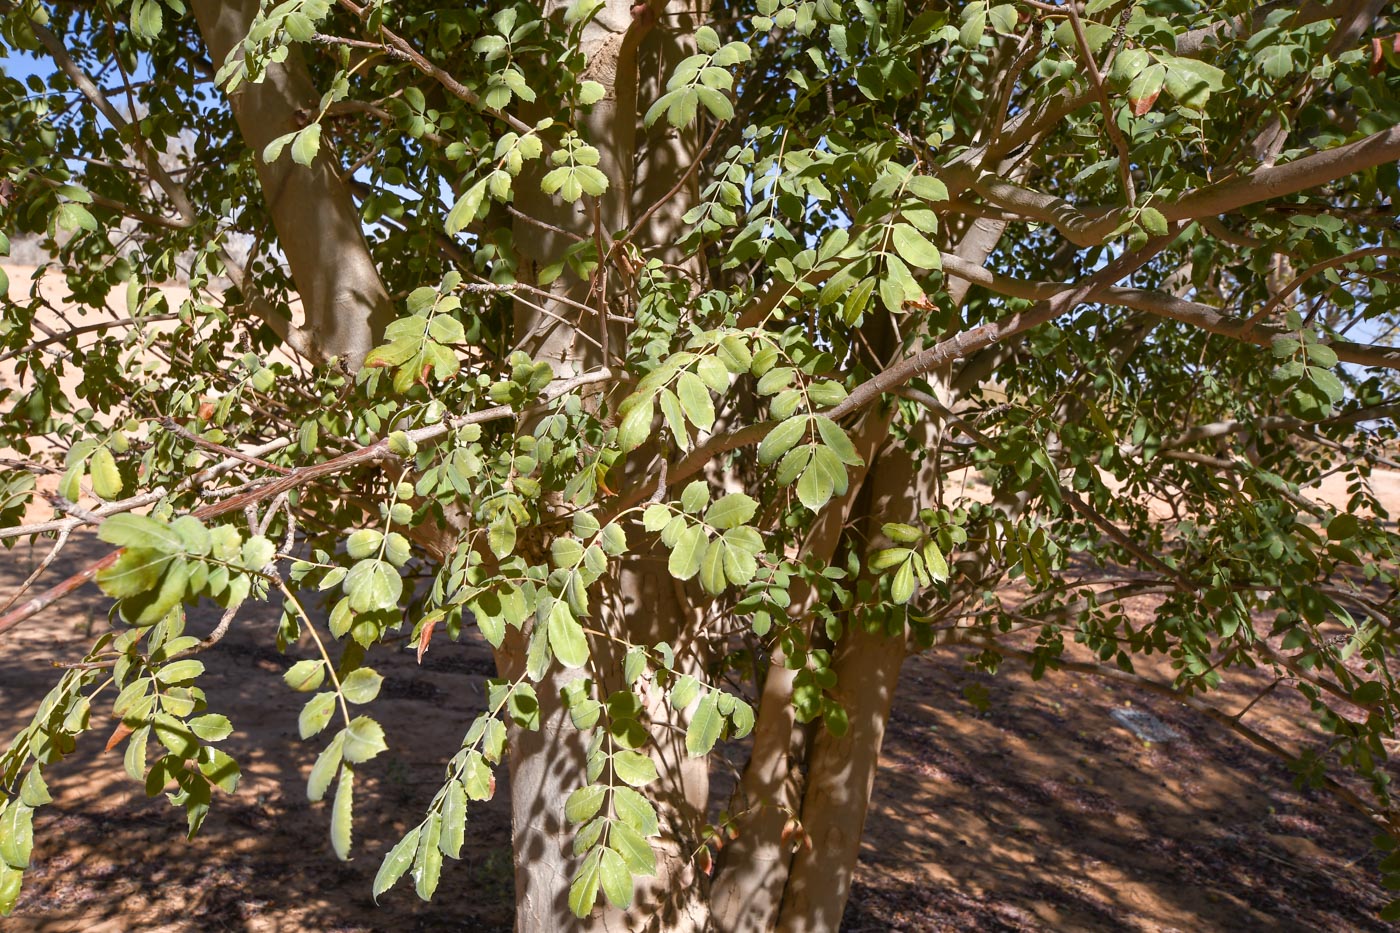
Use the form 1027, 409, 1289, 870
0, 534, 1393, 932
3, 261, 1399, 930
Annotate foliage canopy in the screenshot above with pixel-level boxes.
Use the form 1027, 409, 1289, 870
2, 0, 1400, 927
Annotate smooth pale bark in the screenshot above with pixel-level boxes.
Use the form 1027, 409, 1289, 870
709, 411, 890, 931
774, 430, 924, 931
494, 563, 709, 932
769, 216, 1011, 929
501, 4, 712, 930
192, 0, 392, 366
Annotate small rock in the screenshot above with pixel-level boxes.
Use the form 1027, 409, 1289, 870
1110, 707, 1183, 744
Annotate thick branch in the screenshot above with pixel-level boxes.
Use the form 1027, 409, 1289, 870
973, 124, 1400, 247
941, 254, 1400, 370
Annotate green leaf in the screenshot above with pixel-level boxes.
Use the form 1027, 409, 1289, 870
598, 847, 634, 909
58, 464, 83, 503
756, 366, 794, 396
609, 820, 657, 875
668, 524, 708, 580
987, 3, 1017, 35
686, 692, 724, 757
566, 784, 607, 823
1109, 47, 1150, 87
1162, 55, 1225, 106
300, 692, 337, 739
958, 2, 986, 48
446, 178, 488, 234
891, 559, 916, 604
341, 668, 384, 704
758, 417, 807, 465
331, 765, 354, 860
307, 733, 344, 802
704, 493, 758, 530
612, 750, 659, 787
0, 862, 20, 916
152, 712, 201, 758
659, 389, 688, 446
189, 713, 232, 742
643, 503, 671, 532
1328, 513, 1361, 540
1306, 366, 1346, 404
342, 716, 388, 763
440, 780, 467, 859
670, 674, 701, 711
552, 537, 585, 568
618, 396, 655, 453
345, 559, 403, 613
0, 803, 34, 869
907, 175, 948, 203
677, 371, 716, 431
721, 537, 758, 585
489, 518, 517, 559
156, 659, 205, 684
814, 416, 862, 466
890, 223, 941, 269
413, 814, 443, 899
291, 124, 322, 167
698, 536, 727, 595
1127, 63, 1166, 113
695, 86, 734, 122
800, 451, 828, 504
681, 479, 710, 513
346, 529, 383, 560
20, 768, 50, 808
98, 513, 183, 552
612, 786, 660, 837
1255, 44, 1295, 80
241, 534, 276, 570
569, 847, 603, 917
124, 726, 150, 782
1307, 343, 1339, 368
923, 540, 950, 582
373, 827, 421, 901
463, 752, 495, 799
199, 747, 241, 793
1138, 206, 1168, 236
90, 446, 122, 501
132, 0, 163, 39
548, 600, 590, 668
55, 201, 98, 233
285, 659, 327, 693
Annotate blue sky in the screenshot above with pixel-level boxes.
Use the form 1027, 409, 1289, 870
0, 48, 50, 83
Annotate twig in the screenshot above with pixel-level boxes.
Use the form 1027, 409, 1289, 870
620, 120, 723, 247
162, 417, 294, 475
0, 527, 71, 614
1065, 0, 1135, 207
0, 371, 612, 636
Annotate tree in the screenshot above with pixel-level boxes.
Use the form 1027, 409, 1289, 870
2, 0, 1400, 927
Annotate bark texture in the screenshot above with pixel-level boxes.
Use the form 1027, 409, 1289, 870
192, 0, 393, 366
502, 4, 712, 929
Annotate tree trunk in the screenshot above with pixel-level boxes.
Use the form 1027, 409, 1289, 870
769, 217, 1014, 929
501, 4, 712, 929
774, 436, 922, 930
495, 563, 711, 932
708, 412, 888, 931
192, 0, 392, 366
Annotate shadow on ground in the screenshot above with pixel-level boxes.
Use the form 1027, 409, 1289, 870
0, 532, 1393, 931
